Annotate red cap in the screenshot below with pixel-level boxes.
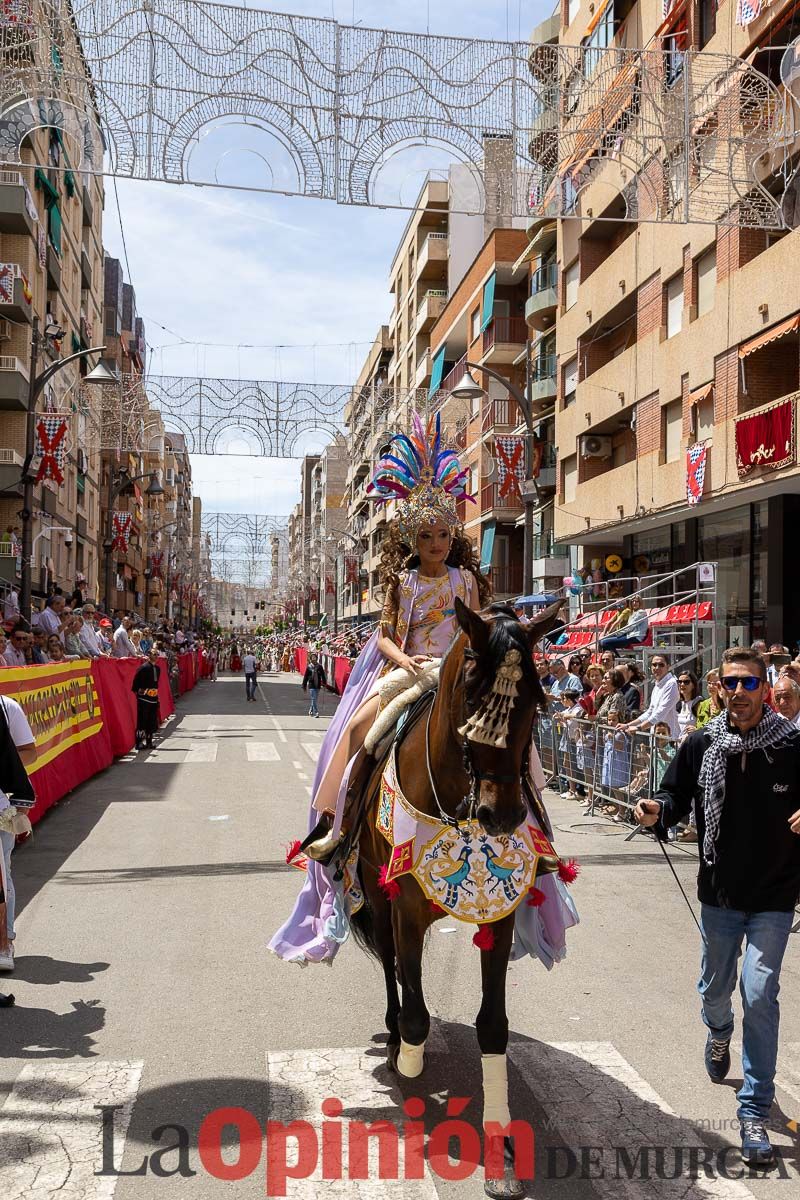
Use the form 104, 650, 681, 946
99, 618, 112, 627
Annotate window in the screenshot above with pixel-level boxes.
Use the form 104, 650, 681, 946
470, 308, 480, 342
563, 357, 578, 406
583, 2, 614, 77
699, 0, 716, 47
696, 397, 714, 442
663, 399, 682, 462
564, 260, 579, 311
663, 16, 687, 87
666, 274, 683, 338
696, 247, 716, 317
563, 454, 578, 503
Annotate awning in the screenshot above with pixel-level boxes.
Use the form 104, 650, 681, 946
480, 520, 496, 572
481, 272, 497, 332
582, 0, 610, 40
567, 61, 638, 179
429, 344, 446, 396
513, 222, 557, 271
653, 0, 687, 37
689, 381, 714, 404
739, 313, 800, 358
34, 168, 59, 207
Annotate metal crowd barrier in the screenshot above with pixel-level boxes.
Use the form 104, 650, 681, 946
534, 712, 679, 820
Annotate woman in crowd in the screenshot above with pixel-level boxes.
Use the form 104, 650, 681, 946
676, 669, 702, 742
46, 635, 77, 663
567, 654, 588, 693
140, 628, 154, 654
131, 648, 162, 750
618, 661, 644, 716
64, 615, 86, 660
600, 709, 631, 821
579, 663, 605, 717
696, 668, 722, 728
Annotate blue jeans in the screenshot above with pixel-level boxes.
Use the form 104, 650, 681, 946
698, 903, 794, 1120
0, 829, 14, 940
308, 687, 319, 716
245, 672, 257, 700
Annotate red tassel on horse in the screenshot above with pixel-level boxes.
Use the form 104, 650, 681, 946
526, 886, 546, 907
558, 858, 580, 884
285, 840, 303, 864
473, 926, 495, 951
378, 864, 401, 901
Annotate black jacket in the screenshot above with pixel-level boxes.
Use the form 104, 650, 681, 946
654, 726, 800, 912
303, 662, 326, 691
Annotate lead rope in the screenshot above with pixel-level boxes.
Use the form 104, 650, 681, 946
425, 697, 463, 830
627, 824, 707, 946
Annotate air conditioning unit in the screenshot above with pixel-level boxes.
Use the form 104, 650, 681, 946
580, 434, 612, 459
0, 319, 11, 342
0, 449, 23, 467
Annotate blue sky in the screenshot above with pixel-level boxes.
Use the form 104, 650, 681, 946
102, 1, 551, 523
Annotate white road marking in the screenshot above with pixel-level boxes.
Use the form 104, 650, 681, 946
0, 1060, 143, 1199
185, 742, 218, 763
302, 742, 322, 762
266, 1047, 439, 1198
292, 760, 302, 770
507, 1041, 758, 1199
270, 715, 288, 743
246, 743, 281, 762
305, 786, 313, 795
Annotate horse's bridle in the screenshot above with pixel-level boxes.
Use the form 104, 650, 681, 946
423, 641, 532, 828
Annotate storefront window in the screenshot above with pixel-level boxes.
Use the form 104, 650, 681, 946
751, 501, 768, 641
699, 505, 752, 652
632, 529, 673, 599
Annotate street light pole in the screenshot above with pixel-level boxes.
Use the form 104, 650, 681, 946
19, 318, 111, 623
451, 358, 539, 599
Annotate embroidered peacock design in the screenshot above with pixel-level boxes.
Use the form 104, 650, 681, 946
479, 838, 527, 903
428, 844, 474, 909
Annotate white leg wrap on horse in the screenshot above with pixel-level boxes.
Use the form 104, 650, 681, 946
397, 1039, 426, 1078
482, 1054, 511, 1126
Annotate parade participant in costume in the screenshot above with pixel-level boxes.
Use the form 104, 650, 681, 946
131, 648, 162, 750
302, 412, 488, 860
270, 413, 578, 967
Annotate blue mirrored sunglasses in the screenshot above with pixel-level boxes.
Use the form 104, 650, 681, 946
719, 675, 762, 692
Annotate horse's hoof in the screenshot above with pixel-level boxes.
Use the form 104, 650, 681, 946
484, 1176, 525, 1199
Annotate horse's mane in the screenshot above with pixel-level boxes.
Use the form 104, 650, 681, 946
479, 605, 539, 702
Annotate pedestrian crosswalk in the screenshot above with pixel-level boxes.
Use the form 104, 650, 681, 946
2, 1038, 797, 1198
119, 736, 324, 767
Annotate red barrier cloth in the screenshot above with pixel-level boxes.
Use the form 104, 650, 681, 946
0, 661, 113, 824
295, 647, 308, 677
334, 656, 352, 695
178, 653, 197, 694
158, 657, 175, 720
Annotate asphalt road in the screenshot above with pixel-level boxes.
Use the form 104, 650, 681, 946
1, 670, 800, 1199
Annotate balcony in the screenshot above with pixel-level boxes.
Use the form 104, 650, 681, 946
481, 397, 521, 434
440, 352, 468, 395
525, 262, 558, 332
528, 14, 559, 84
0, 355, 30, 410
481, 316, 528, 363
0, 170, 37, 236
530, 353, 556, 410
415, 349, 432, 389
481, 481, 523, 519
417, 231, 448, 280
46, 244, 61, 292
80, 246, 92, 289
535, 443, 558, 491
529, 95, 559, 168
415, 288, 448, 334
0, 448, 23, 497
82, 179, 94, 228
0, 264, 33, 323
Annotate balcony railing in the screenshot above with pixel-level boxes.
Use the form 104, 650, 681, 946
531, 262, 557, 295
481, 482, 523, 512
482, 316, 528, 351
490, 563, 524, 595
481, 398, 521, 433
440, 352, 468, 395
531, 353, 556, 382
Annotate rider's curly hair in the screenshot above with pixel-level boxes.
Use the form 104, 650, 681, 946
378, 521, 492, 607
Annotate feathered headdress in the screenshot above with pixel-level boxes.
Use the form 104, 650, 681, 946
367, 411, 474, 539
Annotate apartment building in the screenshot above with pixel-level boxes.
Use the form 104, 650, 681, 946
529, 0, 800, 644
162, 432, 194, 626
428, 226, 564, 599
308, 434, 348, 625
0, 1, 106, 602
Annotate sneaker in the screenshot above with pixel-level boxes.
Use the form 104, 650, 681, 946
704, 1034, 731, 1083
740, 1119, 774, 1166
559, 791, 572, 799
0, 944, 14, 972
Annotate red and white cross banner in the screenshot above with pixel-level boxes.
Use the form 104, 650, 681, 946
150, 551, 164, 580
495, 436, 525, 500
35, 416, 69, 484
112, 510, 133, 552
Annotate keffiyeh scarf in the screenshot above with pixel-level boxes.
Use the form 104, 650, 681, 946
698, 709, 800, 865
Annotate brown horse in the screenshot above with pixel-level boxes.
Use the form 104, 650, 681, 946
349, 597, 563, 1198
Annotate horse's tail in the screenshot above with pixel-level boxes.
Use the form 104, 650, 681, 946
349, 867, 383, 961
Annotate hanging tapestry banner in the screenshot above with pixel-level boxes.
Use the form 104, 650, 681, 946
34, 416, 68, 484
112, 510, 133, 552
495, 436, 526, 500
150, 551, 163, 580
734, 398, 795, 478
686, 442, 708, 506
